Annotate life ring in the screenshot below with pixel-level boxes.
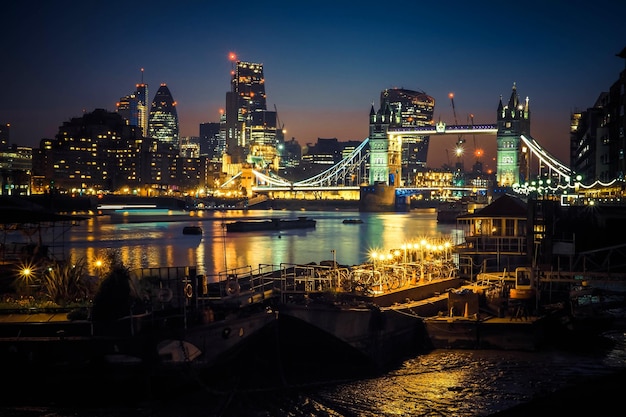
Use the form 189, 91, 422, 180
157, 288, 173, 303
184, 283, 193, 298
226, 280, 240, 296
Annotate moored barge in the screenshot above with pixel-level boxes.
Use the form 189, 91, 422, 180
225, 216, 316, 232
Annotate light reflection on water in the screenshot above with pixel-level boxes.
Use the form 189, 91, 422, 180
213, 345, 626, 417
64, 208, 460, 279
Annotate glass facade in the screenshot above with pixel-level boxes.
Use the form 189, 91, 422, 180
224, 60, 280, 169
380, 88, 435, 184
148, 84, 179, 149
117, 83, 149, 136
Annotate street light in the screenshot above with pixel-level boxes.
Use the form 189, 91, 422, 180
331, 249, 339, 288
94, 257, 105, 279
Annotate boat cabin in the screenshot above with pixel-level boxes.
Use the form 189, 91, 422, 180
455, 194, 530, 278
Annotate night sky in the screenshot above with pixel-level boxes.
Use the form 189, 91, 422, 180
2, 1, 625, 171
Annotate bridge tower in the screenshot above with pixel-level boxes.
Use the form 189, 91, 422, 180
359, 103, 402, 211
496, 83, 531, 187
367, 102, 402, 185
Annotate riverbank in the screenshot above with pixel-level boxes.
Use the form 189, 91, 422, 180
6, 194, 363, 213
487, 368, 626, 416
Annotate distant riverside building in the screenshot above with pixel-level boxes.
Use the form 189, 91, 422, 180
32, 109, 144, 193
31, 108, 210, 195
570, 93, 610, 182
496, 83, 530, 187
302, 138, 362, 167
199, 122, 223, 162
117, 79, 149, 136
148, 84, 179, 150
0, 145, 32, 196
223, 59, 281, 169
607, 51, 626, 180
571, 48, 626, 183
302, 138, 343, 166
0, 123, 9, 151
380, 88, 435, 184
280, 137, 302, 169
179, 136, 200, 158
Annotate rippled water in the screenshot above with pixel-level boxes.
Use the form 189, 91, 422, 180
2, 332, 624, 417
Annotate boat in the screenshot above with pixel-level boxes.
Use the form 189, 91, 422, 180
225, 216, 316, 232
273, 248, 465, 371
437, 201, 467, 223
437, 199, 487, 224
182, 225, 203, 235
342, 218, 363, 224
422, 267, 554, 351
0, 264, 280, 391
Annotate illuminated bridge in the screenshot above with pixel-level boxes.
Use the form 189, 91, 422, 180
224, 123, 500, 194
222, 121, 613, 202
222, 124, 588, 195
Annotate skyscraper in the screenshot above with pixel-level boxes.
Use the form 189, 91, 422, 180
199, 122, 222, 161
380, 88, 435, 184
117, 70, 149, 136
135, 81, 149, 136
223, 58, 280, 168
148, 84, 179, 149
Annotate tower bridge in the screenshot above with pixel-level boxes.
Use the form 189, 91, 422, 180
223, 85, 615, 210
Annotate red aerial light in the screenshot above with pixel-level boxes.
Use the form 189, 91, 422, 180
229, 52, 237, 61
449, 92, 454, 99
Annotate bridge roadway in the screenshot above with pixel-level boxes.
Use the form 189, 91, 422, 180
388, 123, 497, 136
251, 185, 488, 194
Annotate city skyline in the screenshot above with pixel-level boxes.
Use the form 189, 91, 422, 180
2, 1, 625, 171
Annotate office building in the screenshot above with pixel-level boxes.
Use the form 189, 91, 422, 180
148, 84, 179, 149
223, 59, 281, 168
570, 48, 626, 183
380, 88, 435, 185
117, 84, 149, 136
570, 94, 609, 182
199, 122, 223, 162
33, 109, 143, 193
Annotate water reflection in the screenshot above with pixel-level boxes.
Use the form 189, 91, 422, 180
66, 209, 459, 280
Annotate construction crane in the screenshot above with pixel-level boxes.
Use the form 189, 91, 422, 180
469, 113, 484, 174
274, 104, 285, 133
448, 93, 465, 146
449, 93, 465, 174
470, 113, 478, 159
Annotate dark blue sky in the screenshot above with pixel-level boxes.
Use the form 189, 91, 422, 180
2, 1, 624, 170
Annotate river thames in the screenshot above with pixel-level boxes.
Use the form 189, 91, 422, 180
3, 208, 626, 416
64, 207, 464, 278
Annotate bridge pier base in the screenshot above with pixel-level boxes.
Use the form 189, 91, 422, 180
359, 184, 397, 212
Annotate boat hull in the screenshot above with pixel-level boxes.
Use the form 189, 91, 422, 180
277, 302, 429, 370
182, 226, 202, 235
423, 315, 546, 351
226, 217, 316, 232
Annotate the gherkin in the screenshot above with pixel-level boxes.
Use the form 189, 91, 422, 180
148, 83, 179, 148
